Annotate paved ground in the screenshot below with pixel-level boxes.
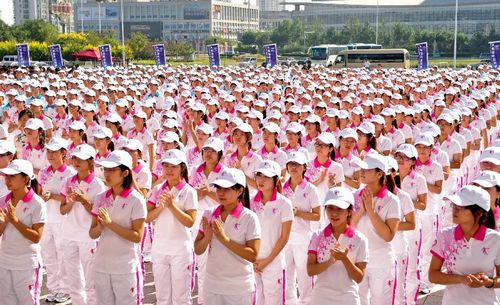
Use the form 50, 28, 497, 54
39, 262, 444, 305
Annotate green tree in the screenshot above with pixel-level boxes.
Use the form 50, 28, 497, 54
240, 31, 258, 45
0, 20, 14, 41
16, 19, 58, 43
127, 32, 149, 59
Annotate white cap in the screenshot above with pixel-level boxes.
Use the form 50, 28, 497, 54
262, 123, 281, 134
98, 150, 133, 169
324, 187, 354, 209
414, 133, 435, 147
444, 185, 491, 212
437, 114, 453, 124
0, 159, 35, 180
133, 111, 148, 120
380, 108, 396, 117
161, 149, 187, 166
305, 114, 321, 124
480, 147, 500, 165
233, 123, 253, 135
93, 127, 113, 139
395, 144, 418, 159
358, 153, 389, 174
0, 140, 16, 154
68, 121, 86, 132
357, 122, 375, 135
82, 103, 97, 113
196, 123, 214, 136
214, 111, 230, 121
29, 99, 45, 107
54, 99, 67, 107
106, 113, 123, 124
71, 144, 96, 160
160, 131, 181, 144
255, 160, 281, 177
210, 168, 246, 188
202, 137, 224, 152
371, 115, 385, 126
124, 139, 144, 152
339, 128, 358, 141
24, 118, 45, 130
472, 170, 500, 188
162, 118, 179, 129
286, 122, 305, 135
316, 133, 336, 146
45, 137, 69, 151
286, 152, 308, 165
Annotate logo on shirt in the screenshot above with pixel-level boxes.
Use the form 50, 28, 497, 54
272, 207, 278, 214
482, 247, 489, 255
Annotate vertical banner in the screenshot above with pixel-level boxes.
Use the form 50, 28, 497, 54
98, 44, 113, 67
206, 44, 220, 68
16, 43, 30, 67
153, 44, 166, 66
48, 44, 64, 68
415, 42, 428, 71
264, 43, 278, 68
490, 41, 500, 69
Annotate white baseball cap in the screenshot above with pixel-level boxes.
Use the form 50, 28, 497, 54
358, 153, 389, 174
233, 123, 253, 135
255, 160, 281, 177
82, 103, 97, 113
395, 144, 418, 159
0, 159, 35, 180
210, 168, 247, 188
161, 149, 188, 166
202, 137, 224, 153
160, 131, 181, 144
286, 122, 305, 135
29, 99, 45, 107
68, 121, 86, 132
93, 127, 113, 139
196, 123, 214, 136
71, 144, 96, 160
0, 140, 16, 155
480, 147, 500, 165
286, 152, 308, 165
262, 123, 281, 134
323, 187, 355, 209
414, 133, 435, 147
24, 118, 45, 130
98, 150, 133, 169
472, 170, 500, 188
124, 139, 144, 153
133, 111, 148, 120
437, 114, 453, 124
357, 122, 375, 135
444, 185, 491, 212
316, 132, 336, 146
106, 113, 123, 124
339, 128, 358, 141
45, 137, 69, 151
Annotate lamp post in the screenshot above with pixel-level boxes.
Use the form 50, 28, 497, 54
120, 0, 126, 66
375, 0, 379, 45
80, 0, 84, 32
97, 0, 102, 34
453, 0, 458, 69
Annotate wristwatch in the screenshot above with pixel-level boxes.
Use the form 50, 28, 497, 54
485, 276, 497, 289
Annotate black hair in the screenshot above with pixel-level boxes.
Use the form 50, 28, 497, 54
464, 205, 496, 229
21, 173, 41, 195
19, 109, 34, 121
272, 176, 283, 193
376, 168, 396, 194
180, 163, 189, 184
365, 133, 377, 150
232, 183, 250, 209
118, 164, 136, 190
37, 128, 46, 150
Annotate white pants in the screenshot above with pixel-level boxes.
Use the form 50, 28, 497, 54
359, 263, 396, 305
204, 291, 255, 305
94, 270, 142, 305
63, 239, 97, 305
419, 214, 437, 290
193, 209, 208, 305
285, 243, 313, 305
393, 252, 407, 305
41, 222, 67, 295
405, 228, 422, 305
255, 267, 286, 305
152, 252, 194, 305
0, 265, 42, 305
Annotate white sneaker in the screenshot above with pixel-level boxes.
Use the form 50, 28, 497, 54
143, 253, 152, 263
46, 292, 57, 302
54, 293, 70, 303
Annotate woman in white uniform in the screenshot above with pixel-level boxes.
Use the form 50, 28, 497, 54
429, 185, 500, 305
195, 168, 261, 305
0, 140, 17, 198
89, 150, 147, 305
147, 149, 198, 305
251, 160, 294, 305
0, 160, 46, 305
352, 153, 401, 305
307, 187, 368, 305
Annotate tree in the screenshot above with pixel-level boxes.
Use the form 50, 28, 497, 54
16, 20, 58, 43
127, 32, 149, 59
241, 31, 258, 45
0, 20, 14, 41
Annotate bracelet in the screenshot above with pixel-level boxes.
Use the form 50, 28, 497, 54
485, 277, 497, 289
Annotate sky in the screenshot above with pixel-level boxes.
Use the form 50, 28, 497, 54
1, 0, 13, 25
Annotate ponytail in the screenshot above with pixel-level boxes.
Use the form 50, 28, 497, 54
272, 176, 283, 194
38, 128, 46, 149
234, 184, 251, 209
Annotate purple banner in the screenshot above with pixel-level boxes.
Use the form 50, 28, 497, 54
16, 43, 30, 67
264, 43, 278, 68
416, 42, 428, 71
206, 44, 220, 68
490, 41, 500, 69
99, 44, 113, 68
48, 44, 64, 68
153, 44, 166, 66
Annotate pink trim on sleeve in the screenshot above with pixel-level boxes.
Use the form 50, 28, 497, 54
430, 249, 444, 261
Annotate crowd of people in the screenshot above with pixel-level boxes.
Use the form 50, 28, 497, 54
0, 63, 499, 305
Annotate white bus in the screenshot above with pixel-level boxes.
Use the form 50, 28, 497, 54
308, 43, 383, 66
332, 49, 411, 69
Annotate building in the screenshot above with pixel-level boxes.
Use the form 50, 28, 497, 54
261, 0, 500, 36
74, 0, 259, 51
14, 0, 74, 32
259, 0, 285, 12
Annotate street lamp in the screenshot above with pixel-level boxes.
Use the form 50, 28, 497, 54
96, 0, 103, 34
120, 0, 126, 66
453, 0, 458, 69
375, 0, 379, 45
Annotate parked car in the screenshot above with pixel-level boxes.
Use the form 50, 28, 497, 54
1, 55, 17, 66
239, 57, 257, 67
281, 58, 297, 66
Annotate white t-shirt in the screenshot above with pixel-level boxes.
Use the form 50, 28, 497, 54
38, 164, 76, 223
127, 127, 155, 165
202, 203, 261, 295
91, 188, 147, 274
132, 159, 152, 191
189, 162, 225, 211
250, 190, 294, 269
415, 159, 444, 215
148, 180, 197, 255
282, 178, 321, 244
431, 225, 500, 305
61, 173, 106, 242
354, 186, 401, 266
0, 189, 46, 270
305, 158, 345, 202
308, 225, 369, 305
391, 188, 415, 254
335, 151, 361, 191
257, 145, 288, 169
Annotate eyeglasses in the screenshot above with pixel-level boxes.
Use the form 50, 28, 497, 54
314, 142, 330, 148
449, 203, 466, 211
394, 155, 411, 162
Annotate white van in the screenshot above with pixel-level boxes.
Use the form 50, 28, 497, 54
2, 55, 18, 65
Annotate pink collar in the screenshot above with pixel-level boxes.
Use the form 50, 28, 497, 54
96, 151, 111, 159
231, 149, 253, 159
313, 157, 332, 168
55, 113, 67, 120
454, 224, 486, 241
254, 188, 278, 202
335, 150, 352, 160
323, 224, 355, 238
196, 162, 223, 174
133, 161, 143, 174
4, 189, 35, 204
212, 202, 244, 219
261, 145, 278, 155
283, 178, 307, 190
416, 158, 432, 166
105, 187, 133, 199
161, 179, 187, 191
26, 143, 42, 151
360, 185, 388, 199
49, 164, 67, 173
71, 172, 95, 184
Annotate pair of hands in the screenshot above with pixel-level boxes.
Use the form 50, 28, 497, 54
359, 188, 375, 214
462, 273, 494, 288
156, 191, 176, 210
318, 169, 337, 186
0, 203, 18, 224
95, 207, 112, 228
330, 242, 349, 263
66, 186, 89, 205
201, 216, 230, 248
197, 186, 209, 199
